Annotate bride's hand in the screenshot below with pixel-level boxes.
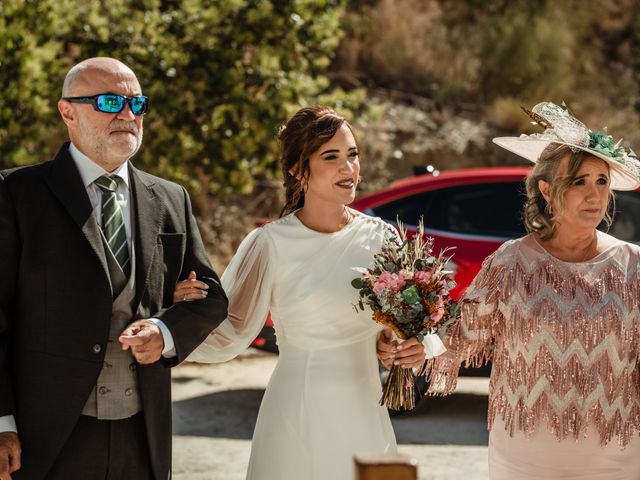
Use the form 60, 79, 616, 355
376, 329, 397, 370
377, 330, 426, 370
394, 337, 426, 370
173, 271, 209, 303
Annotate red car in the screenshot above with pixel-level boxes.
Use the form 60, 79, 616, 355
253, 167, 640, 350
353, 166, 640, 298
352, 167, 531, 300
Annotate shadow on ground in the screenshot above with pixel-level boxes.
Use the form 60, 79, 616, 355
173, 389, 264, 440
172, 389, 488, 446
392, 393, 488, 446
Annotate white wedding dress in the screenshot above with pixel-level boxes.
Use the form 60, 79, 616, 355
188, 211, 401, 480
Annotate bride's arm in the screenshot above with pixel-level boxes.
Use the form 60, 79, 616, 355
177, 227, 276, 363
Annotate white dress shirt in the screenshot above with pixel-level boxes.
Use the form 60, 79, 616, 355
0, 144, 177, 433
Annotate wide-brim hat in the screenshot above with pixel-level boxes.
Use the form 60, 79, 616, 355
493, 102, 640, 191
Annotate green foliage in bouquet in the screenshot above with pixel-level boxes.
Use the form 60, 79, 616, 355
351, 220, 459, 410
352, 221, 458, 341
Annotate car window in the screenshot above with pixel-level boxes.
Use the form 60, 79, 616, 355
371, 190, 437, 227
372, 181, 528, 238
373, 180, 640, 243
607, 191, 640, 244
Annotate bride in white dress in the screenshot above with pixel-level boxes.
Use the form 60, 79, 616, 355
173, 106, 437, 480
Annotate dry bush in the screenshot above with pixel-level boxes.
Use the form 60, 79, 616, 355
200, 180, 283, 271
487, 98, 537, 133
354, 93, 503, 194
336, 0, 481, 98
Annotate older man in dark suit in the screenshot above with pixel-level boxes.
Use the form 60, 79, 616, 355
0, 57, 228, 479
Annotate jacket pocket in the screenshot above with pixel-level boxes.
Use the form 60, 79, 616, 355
157, 233, 186, 258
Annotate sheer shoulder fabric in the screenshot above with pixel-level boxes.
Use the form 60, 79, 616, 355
383, 222, 401, 246
187, 227, 276, 363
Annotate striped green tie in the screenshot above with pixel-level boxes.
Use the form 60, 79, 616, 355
95, 175, 130, 277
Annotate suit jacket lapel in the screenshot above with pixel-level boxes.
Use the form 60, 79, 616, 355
129, 165, 163, 304
45, 144, 111, 288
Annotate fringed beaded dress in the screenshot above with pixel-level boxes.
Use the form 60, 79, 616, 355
187, 211, 402, 480
428, 232, 640, 480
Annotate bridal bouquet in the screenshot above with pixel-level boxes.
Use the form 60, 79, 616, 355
352, 220, 459, 410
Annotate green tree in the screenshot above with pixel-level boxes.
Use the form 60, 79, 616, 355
0, 0, 77, 166
1, 0, 362, 202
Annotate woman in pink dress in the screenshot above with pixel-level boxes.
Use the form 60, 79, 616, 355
381, 102, 640, 479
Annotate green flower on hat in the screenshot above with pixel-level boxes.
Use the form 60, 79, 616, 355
588, 128, 637, 162
494, 101, 640, 190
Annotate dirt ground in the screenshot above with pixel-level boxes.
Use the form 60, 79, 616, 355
171, 349, 490, 480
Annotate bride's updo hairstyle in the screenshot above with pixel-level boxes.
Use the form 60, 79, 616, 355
278, 106, 358, 217
524, 143, 615, 240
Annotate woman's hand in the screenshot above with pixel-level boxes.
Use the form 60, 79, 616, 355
173, 271, 209, 304
376, 329, 426, 370
376, 329, 396, 370
396, 336, 427, 369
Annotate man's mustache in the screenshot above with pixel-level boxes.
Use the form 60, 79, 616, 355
109, 122, 140, 134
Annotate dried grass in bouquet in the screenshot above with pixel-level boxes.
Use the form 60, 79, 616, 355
352, 220, 459, 410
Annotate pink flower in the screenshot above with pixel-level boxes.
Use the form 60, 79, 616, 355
430, 295, 445, 322
373, 280, 387, 295
414, 270, 432, 285
373, 271, 407, 294
398, 269, 412, 281
431, 307, 445, 322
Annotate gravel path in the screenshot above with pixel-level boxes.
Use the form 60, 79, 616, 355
171, 349, 489, 479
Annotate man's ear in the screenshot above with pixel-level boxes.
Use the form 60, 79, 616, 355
58, 99, 75, 126
538, 179, 551, 203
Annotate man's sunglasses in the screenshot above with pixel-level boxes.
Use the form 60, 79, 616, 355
62, 93, 149, 116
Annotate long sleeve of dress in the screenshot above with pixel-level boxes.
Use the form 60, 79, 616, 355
186, 227, 276, 363
426, 246, 507, 394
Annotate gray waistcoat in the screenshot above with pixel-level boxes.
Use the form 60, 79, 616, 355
82, 237, 142, 419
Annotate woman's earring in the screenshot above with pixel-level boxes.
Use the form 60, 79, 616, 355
545, 203, 553, 217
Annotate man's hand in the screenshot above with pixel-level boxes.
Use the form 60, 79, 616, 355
0, 432, 20, 479
119, 320, 164, 365
377, 329, 427, 370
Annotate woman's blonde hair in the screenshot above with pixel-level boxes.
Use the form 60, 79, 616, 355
523, 143, 615, 240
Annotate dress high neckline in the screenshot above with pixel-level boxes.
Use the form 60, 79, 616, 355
291, 208, 361, 235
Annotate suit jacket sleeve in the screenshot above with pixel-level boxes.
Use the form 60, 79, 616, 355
0, 173, 18, 416
154, 186, 228, 366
